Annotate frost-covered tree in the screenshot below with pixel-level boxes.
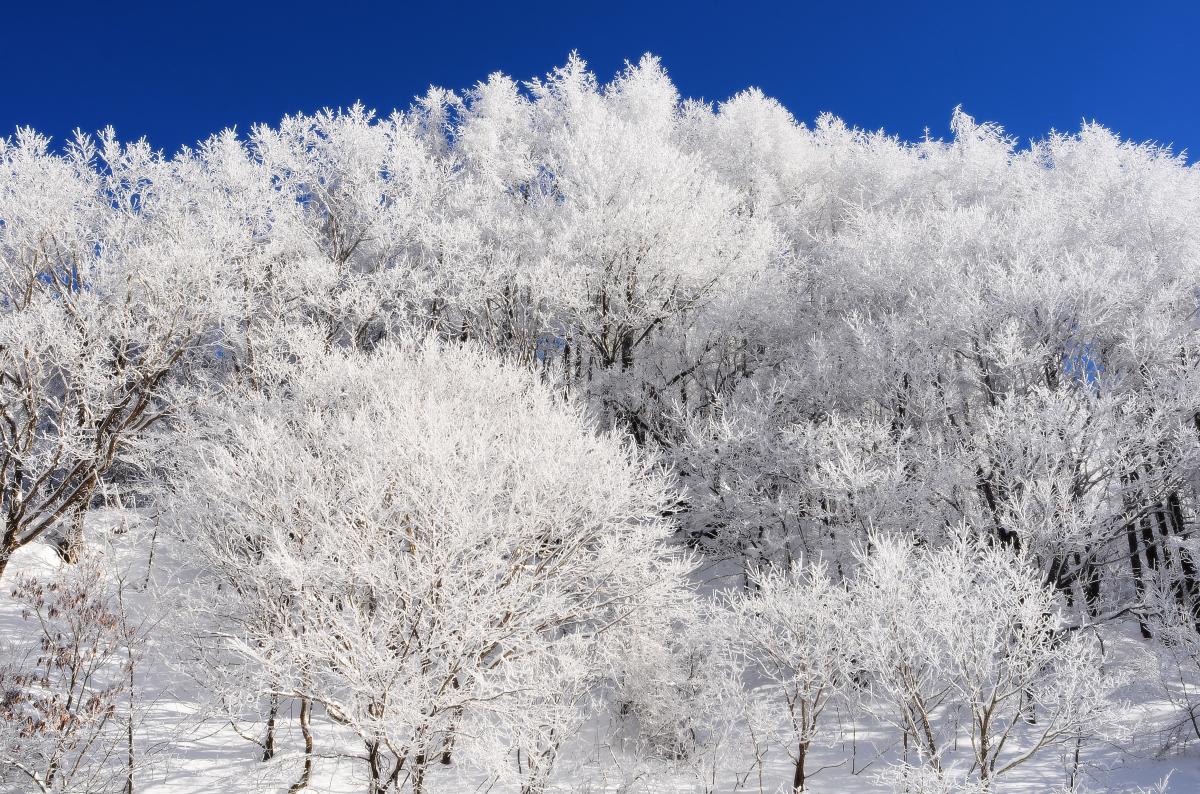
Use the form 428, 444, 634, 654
443, 54, 781, 444
168, 337, 691, 793
675, 97, 1200, 637
5, 50, 1200, 791
0, 129, 244, 576
719, 560, 851, 792
847, 533, 1122, 787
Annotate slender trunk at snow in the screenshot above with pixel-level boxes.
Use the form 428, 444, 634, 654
366, 739, 383, 794
792, 739, 809, 792
263, 695, 278, 761
287, 698, 313, 793
60, 486, 94, 564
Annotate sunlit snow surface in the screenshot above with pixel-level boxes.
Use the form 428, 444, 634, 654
1, 513, 1196, 793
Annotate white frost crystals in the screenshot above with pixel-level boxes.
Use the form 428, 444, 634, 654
166, 338, 693, 793
0, 50, 1198, 793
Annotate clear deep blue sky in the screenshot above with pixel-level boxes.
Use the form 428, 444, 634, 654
2, 0, 1197, 159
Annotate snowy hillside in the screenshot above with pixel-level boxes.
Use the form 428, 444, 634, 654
2, 56, 1200, 792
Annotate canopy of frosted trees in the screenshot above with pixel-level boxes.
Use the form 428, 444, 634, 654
2, 54, 1199, 793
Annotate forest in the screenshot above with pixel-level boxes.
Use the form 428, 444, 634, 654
0, 54, 1198, 793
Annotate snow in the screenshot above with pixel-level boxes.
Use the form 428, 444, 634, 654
0, 513, 1194, 793
5, 54, 1200, 794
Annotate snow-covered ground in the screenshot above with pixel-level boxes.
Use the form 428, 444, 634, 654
1, 512, 1196, 794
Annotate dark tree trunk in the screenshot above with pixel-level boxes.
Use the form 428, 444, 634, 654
366, 739, 383, 794
287, 698, 313, 793
792, 739, 809, 792
1126, 515, 1152, 639
1075, 552, 1101, 617
1166, 491, 1200, 629
263, 696, 278, 761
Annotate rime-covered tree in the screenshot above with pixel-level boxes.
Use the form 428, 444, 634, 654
168, 337, 691, 793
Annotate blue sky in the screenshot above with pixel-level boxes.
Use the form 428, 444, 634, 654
2, 1, 1197, 158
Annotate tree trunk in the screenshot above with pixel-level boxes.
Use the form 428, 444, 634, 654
1126, 514, 1152, 639
792, 739, 809, 791
263, 695, 278, 761
125, 617, 136, 794
60, 484, 95, 564
410, 757, 425, 794
1076, 553, 1101, 617
1166, 491, 1200, 629
366, 739, 383, 794
287, 698, 313, 793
